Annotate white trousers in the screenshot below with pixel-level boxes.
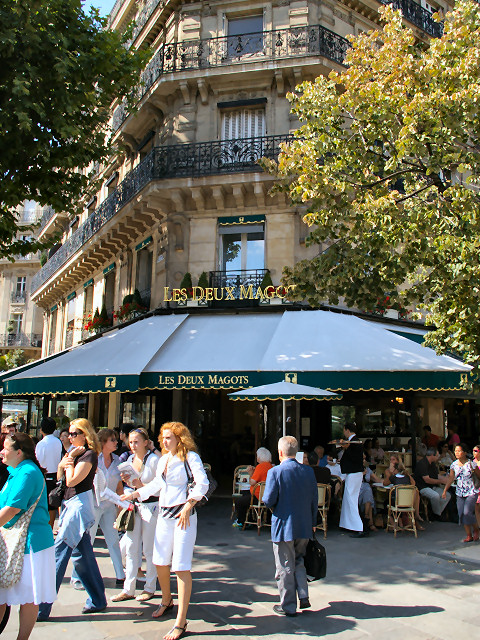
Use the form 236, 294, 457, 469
153, 512, 197, 572
123, 502, 158, 594
340, 472, 364, 532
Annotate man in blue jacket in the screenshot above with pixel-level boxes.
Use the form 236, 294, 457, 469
262, 436, 318, 617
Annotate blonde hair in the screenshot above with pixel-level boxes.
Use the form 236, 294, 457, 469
159, 422, 197, 461
70, 418, 101, 454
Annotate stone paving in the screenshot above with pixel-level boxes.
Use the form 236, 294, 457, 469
2, 498, 480, 640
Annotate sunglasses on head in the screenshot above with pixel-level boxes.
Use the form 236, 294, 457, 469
68, 431, 82, 438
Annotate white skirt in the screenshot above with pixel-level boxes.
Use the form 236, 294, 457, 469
0, 546, 56, 606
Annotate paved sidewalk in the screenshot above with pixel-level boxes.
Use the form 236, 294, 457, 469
3, 499, 480, 640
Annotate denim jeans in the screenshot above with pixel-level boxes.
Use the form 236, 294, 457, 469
72, 502, 125, 583
38, 531, 107, 618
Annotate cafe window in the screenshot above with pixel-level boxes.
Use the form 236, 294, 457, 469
218, 223, 264, 271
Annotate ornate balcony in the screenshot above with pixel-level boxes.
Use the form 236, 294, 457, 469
37, 206, 55, 232
113, 24, 349, 131
31, 134, 292, 295
10, 292, 27, 303
208, 269, 269, 308
381, 0, 443, 38
0, 333, 42, 348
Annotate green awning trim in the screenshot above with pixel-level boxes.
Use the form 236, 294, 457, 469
66, 291, 76, 301
103, 263, 116, 275
50, 304, 58, 312
3, 369, 469, 397
138, 370, 468, 393
218, 215, 265, 226
136, 236, 153, 251
4, 374, 140, 395
83, 278, 94, 289
389, 330, 425, 345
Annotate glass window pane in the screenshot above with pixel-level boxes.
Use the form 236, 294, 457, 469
246, 232, 264, 270
222, 234, 242, 270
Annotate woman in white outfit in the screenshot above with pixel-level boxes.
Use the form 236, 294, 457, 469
123, 422, 208, 640
112, 428, 159, 602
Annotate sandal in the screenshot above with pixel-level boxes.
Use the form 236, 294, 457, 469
369, 524, 378, 532
164, 622, 188, 640
463, 535, 474, 543
473, 531, 479, 542
153, 599, 174, 618
136, 591, 155, 602
111, 592, 134, 602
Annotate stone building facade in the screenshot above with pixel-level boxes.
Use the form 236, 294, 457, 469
17, 0, 472, 451
0, 202, 44, 362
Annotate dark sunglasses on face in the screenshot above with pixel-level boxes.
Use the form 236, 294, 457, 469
68, 431, 82, 438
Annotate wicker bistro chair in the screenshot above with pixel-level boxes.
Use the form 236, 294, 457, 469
231, 465, 250, 519
316, 483, 331, 539
243, 481, 270, 535
386, 485, 418, 537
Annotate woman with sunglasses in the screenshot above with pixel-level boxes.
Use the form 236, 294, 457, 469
37, 419, 107, 620
0, 433, 55, 640
112, 427, 159, 603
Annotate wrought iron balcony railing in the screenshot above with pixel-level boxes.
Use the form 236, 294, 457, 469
10, 292, 27, 303
0, 333, 42, 348
38, 206, 56, 233
112, 24, 349, 131
381, 0, 443, 38
31, 134, 292, 294
208, 269, 269, 307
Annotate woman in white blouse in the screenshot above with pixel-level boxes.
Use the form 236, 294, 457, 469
112, 428, 159, 602
123, 422, 208, 640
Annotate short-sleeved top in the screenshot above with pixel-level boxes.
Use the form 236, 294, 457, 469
250, 461, 274, 498
414, 457, 438, 490
64, 449, 98, 501
0, 459, 54, 554
450, 459, 478, 497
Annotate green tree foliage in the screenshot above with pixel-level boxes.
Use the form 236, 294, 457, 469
0, 349, 28, 371
0, 0, 147, 259
263, 2, 480, 376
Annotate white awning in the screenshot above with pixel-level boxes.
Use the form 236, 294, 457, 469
3, 310, 471, 395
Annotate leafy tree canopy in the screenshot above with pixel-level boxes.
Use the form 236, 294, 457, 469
0, 0, 147, 259
0, 349, 29, 371
264, 2, 480, 378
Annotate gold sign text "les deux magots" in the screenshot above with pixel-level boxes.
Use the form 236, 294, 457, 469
163, 285, 294, 302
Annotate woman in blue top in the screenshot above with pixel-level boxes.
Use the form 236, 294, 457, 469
0, 433, 56, 640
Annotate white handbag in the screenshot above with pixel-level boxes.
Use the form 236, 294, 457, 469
0, 489, 43, 589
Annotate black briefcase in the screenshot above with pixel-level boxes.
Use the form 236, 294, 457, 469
304, 534, 327, 581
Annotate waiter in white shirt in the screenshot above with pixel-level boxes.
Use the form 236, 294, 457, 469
35, 416, 63, 528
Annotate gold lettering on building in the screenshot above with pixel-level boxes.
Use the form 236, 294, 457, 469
162, 285, 295, 303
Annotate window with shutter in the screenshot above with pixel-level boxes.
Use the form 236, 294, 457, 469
221, 108, 265, 140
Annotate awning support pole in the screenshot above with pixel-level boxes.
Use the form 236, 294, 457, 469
282, 398, 286, 437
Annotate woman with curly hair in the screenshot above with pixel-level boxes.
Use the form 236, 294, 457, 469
123, 422, 208, 640
38, 419, 107, 620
